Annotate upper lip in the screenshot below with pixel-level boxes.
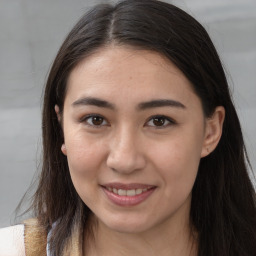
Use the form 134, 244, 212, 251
102, 182, 156, 190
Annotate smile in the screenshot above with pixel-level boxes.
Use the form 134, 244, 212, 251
106, 187, 149, 196
102, 183, 156, 206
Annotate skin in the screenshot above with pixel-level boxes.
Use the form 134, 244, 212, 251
56, 46, 225, 256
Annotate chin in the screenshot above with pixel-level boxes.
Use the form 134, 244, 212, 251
100, 215, 154, 234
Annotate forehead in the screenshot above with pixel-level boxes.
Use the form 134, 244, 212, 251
65, 46, 200, 109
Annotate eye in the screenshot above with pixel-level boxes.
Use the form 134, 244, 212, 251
146, 115, 175, 128
81, 114, 108, 127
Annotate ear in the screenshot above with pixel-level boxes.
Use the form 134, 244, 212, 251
201, 106, 225, 158
61, 144, 67, 155
54, 105, 61, 122
55, 105, 67, 155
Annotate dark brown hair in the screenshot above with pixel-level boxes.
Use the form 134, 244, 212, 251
28, 0, 256, 255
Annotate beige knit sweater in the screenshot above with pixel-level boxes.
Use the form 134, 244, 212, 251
0, 218, 82, 256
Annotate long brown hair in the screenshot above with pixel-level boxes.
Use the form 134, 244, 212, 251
27, 0, 256, 255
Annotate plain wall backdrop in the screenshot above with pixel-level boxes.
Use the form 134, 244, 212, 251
0, 0, 256, 228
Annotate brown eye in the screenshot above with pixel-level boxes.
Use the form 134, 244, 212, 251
83, 115, 108, 127
91, 116, 104, 125
152, 117, 166, 126
146, 115, 174, 128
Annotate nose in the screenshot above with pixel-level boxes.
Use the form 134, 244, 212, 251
106, 128, 146, 174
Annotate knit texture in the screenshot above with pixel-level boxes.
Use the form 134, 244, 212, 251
23, 218, 83, 256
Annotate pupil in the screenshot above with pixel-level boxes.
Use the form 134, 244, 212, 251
92, 116, 103, 125
153, 117, 164, 126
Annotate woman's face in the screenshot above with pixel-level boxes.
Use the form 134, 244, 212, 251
60, 46, 210, 234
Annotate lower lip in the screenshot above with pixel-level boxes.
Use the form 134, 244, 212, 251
102, 187, 156, 206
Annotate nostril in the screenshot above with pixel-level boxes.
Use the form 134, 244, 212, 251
106, 154, 145, 174
106, 137, 146, 173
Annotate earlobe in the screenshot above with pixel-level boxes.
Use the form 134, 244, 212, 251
54, 105, 61, 122
61, 144, 67, 155
55, 105, 66, 155
201, 106, 225, 158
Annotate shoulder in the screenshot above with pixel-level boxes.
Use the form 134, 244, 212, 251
0, 224, 25, 256
23, 218, 48, 255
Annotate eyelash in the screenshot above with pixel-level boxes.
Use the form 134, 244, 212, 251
80, 114, 176, 128
80, 114, 108, 128
146, 115, 176, 128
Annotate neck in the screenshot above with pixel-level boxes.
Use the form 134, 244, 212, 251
84, 211, 197, 256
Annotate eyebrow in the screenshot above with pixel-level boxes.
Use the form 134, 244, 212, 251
72, 97, 115, 109
72, 97, 186, 110
137, 99, 186, 110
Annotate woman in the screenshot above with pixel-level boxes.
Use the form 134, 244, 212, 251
1, 0, 255, 255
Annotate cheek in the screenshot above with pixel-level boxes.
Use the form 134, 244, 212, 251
64, 132, 106, 178
64, 134, 106, 204
148, 133, 202, 191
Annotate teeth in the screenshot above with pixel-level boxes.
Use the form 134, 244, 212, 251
107, 187, 113, 192
106, 187, 150, 196
127, 189, 136, 196
118, 189, 126, 196
136, 188, 143, 195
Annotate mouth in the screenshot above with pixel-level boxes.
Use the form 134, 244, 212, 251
101, 183, 156, 206
105, 187, 152, 196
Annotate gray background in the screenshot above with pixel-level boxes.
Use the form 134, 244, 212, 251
0, 0, 255, 228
